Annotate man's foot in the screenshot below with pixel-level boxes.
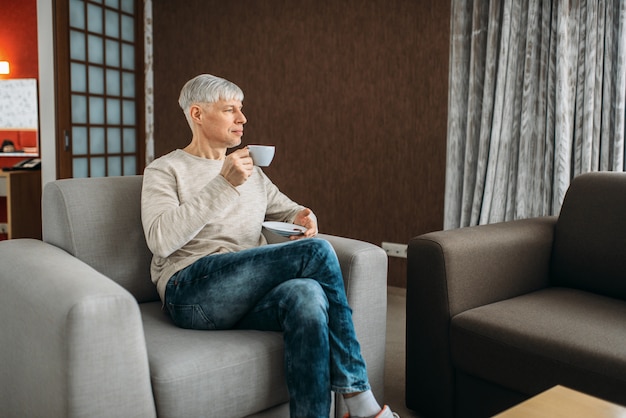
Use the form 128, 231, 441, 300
375, 406, 400, 418
343, 405, 400, 418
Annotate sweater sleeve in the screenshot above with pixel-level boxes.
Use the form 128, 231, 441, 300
259, 169, 307, 223
141, 164, 240, 258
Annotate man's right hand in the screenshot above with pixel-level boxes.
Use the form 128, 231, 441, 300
219, 148, 254, 187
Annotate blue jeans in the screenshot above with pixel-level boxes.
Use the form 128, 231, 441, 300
164, 238, 371, 418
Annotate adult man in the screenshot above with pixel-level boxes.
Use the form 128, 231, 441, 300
141, 74, 398, 418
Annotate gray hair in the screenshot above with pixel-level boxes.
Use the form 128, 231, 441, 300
178, 74, 244, 127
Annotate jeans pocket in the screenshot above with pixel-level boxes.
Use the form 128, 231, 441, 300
166, 303, 215, 330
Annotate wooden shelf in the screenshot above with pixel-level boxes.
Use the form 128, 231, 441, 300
0, 152, 39, 157
0, 170, 42, 240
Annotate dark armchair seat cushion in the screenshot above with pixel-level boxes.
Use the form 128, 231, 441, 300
450, 287, 626, 406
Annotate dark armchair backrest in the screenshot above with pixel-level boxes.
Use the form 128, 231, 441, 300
551, 172, 626, 299
42, 175, 159, 303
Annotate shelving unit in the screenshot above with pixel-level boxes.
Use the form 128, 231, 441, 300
0, 170, 41, 240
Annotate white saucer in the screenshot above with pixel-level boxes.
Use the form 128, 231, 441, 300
262, 221, 306, 237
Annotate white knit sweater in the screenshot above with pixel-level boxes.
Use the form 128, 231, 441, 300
141, 149, 305, 302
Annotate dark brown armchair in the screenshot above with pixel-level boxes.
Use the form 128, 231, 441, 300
406, 171, 626, 417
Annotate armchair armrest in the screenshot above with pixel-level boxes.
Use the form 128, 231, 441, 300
410, 216, 556, 316
405, 216, 556, 417
0, 239, 156, 418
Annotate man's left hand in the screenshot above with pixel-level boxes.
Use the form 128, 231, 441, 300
291, 208, 318, 240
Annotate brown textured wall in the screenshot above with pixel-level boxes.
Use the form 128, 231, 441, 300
152, 0, 449, 287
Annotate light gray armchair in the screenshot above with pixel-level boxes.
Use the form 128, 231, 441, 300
0, 175, 388, 418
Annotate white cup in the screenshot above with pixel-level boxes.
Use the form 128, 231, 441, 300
248, 145, 275, 167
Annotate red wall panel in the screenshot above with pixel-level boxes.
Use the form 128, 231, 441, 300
0, 0, 39, 79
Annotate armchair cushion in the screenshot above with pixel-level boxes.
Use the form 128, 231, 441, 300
42, 176, 158, 303
451, 287, 626, 402
551, 172, 626, 298
141, 302, 288, 417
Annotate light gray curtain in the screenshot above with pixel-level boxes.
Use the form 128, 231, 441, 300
445, 0, 626, 229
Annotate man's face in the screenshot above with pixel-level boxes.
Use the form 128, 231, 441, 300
195, 99, 246, 148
